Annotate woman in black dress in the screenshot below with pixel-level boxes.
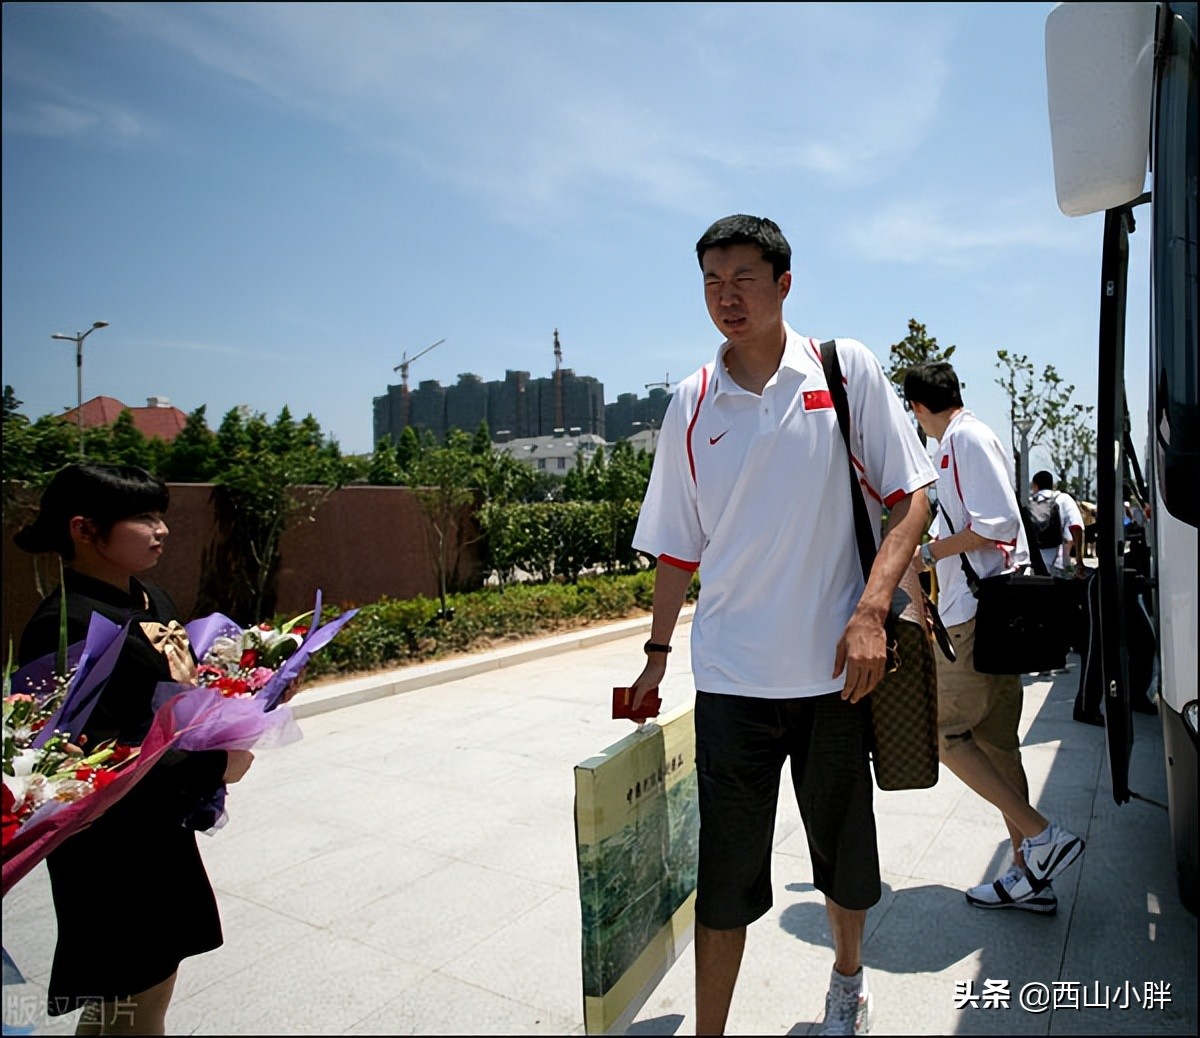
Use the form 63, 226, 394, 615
15, 463, 254, 1035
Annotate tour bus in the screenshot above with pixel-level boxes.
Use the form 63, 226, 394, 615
1045, 1, 1197, 913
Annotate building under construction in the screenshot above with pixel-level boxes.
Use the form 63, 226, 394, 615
373, 330, 655, 447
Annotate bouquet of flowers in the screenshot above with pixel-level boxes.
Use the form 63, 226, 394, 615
194, 611, 313, 700
3, 687, 135, 845
2, 591, 358, 893
152, 592, 359, 830
2, 615, 161, 896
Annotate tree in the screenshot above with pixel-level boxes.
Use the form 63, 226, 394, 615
995, 351, 1091, 495
215, 407, 251, 460
470, 420, 493, 458
211, 408, 342, 621
394, 425, 422, 476
885, 319, 958, 446
1047, 407, 1097, 499
107, 410, 153, 470
367, 438, 402, 486
407, 441, 482, 616
162, 406, 216, 482
3, 385, 23, 420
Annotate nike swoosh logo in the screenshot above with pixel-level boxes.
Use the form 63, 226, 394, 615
709, 430, 729, 445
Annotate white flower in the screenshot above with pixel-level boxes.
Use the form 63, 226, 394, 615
3, 771, 49, 813
9, 748, 42, 778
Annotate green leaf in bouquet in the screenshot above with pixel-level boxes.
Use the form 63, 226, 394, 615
56, 557, 68, 681
261, 635, 300, 670
279, 610, 314, 636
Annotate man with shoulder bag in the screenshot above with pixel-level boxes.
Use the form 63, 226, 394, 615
626, 216, 936, 1035
903, 362, 1085, 915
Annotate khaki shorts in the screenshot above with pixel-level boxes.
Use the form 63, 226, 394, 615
934, 616, 1023, 760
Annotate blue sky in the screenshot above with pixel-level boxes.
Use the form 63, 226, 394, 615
2, 2, 1150, 468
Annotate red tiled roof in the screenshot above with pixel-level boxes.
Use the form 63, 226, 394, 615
60, 396, 190, 442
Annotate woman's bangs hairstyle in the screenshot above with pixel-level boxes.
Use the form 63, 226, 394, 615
13, 463, 168, 558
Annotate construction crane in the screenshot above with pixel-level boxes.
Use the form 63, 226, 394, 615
553, 328, 564, 431
393, 337, 445, 429
645, 373, 673, 392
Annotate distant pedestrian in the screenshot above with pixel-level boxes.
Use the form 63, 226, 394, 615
1028, 471, 1086, 579
904, 364, 1085, 917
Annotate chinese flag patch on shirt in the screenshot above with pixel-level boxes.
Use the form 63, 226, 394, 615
803, 389, 833, 411
940, 456, 950, 469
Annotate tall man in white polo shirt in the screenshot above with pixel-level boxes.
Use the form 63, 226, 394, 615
903, 363, 1085, 917
626, 215, 936, 1036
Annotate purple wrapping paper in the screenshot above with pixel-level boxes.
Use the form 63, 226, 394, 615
8, 643, 87, 707
151, 683, 302, 752
150, 682, 303, 832
255, 607, 359, 711
26, 615, 130, 749
185, 612, 243, 660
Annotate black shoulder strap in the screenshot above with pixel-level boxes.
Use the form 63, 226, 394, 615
820, 340, 876, 584
935, 500, 982, 593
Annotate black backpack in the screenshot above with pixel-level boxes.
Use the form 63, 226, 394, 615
1027, 492, 1063, 549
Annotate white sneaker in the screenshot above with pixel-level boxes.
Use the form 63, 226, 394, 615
1021, 823, 1084, 890
820, 967, 871, 1035
965, 863, 1058, 914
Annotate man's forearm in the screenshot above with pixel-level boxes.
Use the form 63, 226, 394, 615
856, 489, 930, 619
650, 558, 694, 645
931, 526, 993, 560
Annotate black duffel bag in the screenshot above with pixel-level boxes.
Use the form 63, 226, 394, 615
938, 503, 1069, 676
971, 570, 1069, 675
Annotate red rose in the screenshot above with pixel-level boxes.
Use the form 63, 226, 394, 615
216, 676, 249, 698
91, 770, 119, 791
74, 767, 95, 782
110, 745, 133, 764
239, 649, 259, 669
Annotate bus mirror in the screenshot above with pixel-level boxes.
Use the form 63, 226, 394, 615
1045, 1, 1158, 216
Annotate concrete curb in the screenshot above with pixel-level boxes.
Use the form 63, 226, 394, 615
290, 605, 696, 721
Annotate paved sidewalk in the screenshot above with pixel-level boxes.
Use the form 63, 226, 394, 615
2, 610, 1196, 1035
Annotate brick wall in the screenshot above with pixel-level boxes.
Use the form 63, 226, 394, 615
2, 483, 481, 651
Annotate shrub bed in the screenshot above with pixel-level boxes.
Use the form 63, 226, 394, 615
302, 570, 698, 682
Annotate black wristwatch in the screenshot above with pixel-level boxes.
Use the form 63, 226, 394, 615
644, 641, 672, 655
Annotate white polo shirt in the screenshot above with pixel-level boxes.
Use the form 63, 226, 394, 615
929, 410, 1031, 627
633, 325, 936, 699
1031, 488, 1084, 572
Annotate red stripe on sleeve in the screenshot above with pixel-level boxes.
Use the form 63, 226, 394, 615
883, 488, 908, 508
659, 554, 699, 572
860, 478, 883, 505
685, 366, 709, 484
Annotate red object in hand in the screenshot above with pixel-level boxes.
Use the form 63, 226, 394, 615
613, 686, 661, 721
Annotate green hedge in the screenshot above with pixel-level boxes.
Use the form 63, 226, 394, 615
302, 569, 699, 681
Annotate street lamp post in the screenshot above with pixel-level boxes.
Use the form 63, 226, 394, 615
51, 320, 109, 457
1014, 414, 1035, 508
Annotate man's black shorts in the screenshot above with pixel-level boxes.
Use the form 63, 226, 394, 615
694, 690, 881, 930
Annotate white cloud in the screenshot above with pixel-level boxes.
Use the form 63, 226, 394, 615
90, 2, 958, 221
1, 77, 148, 141
845, 195, 1098, 266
